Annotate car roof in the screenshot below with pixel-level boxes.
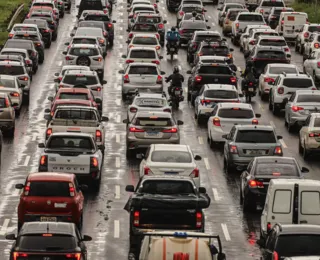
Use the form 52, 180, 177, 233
133, 4, 155, 7
135, 111, 172, 118
277, 224, 320, 235
137, 13, 160, 17
252, 28, 275, 32
205, 84, 236, 90
57, 88, 90, 93
6, 39, 34, 44
0, 54, 23, 59
227, 8, 246, 12
0, 93, 9, 98
256, 46, 285, 52
73, 35, 98, 40
181, 20, 206, 25
64, 70, 97, 75
19, 222, 76, 236
235, 124, 274, 130
0, 61, 23, 66
28, 172, 74, 182
218, 102, 252, 109
255, 156, 296, 164
153, 144, 190, 152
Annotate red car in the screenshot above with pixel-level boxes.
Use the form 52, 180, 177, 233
15, 172, 86, 230
47, 99, 95, 116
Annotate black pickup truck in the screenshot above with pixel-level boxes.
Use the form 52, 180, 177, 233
124, 176, 211, 253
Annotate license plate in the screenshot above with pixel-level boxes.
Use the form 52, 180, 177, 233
248, 88, 254, 92
247, 150, 265, 155
170, 48, 175, 51
40, 216, 57, 222
165, 172, 178, 174
54, 203, 67, 208
175, 90, 180, 95
286, 30, 294, 34
145, 132, 161, 137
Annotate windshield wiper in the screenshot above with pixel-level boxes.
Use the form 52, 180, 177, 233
45, 247, 65, 251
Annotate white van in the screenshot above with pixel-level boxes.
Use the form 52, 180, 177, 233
276, 12, 308, 41
260, 179, 320, 238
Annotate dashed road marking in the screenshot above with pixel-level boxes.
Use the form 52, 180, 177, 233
115, 99, 121, 106
198, 136, 204, 144
280, 139, 287, 148
116, 114, 121, 123
208, 15, 211, 18
24, 156, 30, 166
119, 44, 123, 49
212, 188, 220, 201
114, 220, 120, 238
221, 223, 231, 241
115, 185, 120, 199
270, 121, 276, 128
0, 219, 10, 236
116, 157, 120, 168
184, 87, 187, 93
237, 66, 242, 72
58, 61, 63, 66
212, 22, 215, 26
32, 134, 37, 141
116, 134, 120, 143
259, 103, 264, 111
204, 157, 211, 170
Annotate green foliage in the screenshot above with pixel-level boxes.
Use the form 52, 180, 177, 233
291, 1, 320, 23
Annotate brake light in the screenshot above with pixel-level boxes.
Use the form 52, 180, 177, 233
230, 145, 238, 154
260, 9, 264, 13
13, 252, 28, 260
284, 47, 289, 52
312, 87, 317, 90
230, 77, 237, 83
196, 212, 202, 228
66, 253, 81, 260
179, 11, 184, 16
26, 60, 31, 64
35, 42, 41, 47
153, 3, 157, 8
236, 23, 239, 28
128, 14, 133, 18
40, 155, 47, 166
129, 33, 133, 38
179, 29, 185, 34
197, 52, 203, 56
317, 62, 320, 68
249, 40, 255, 45
155, 34, 160, 39
99, 38, 105, 44
144, 166, 150, 175
103, 31, 107, 37
10, 92, 20, 97
44, 29, 49, 33
130, 107, 137, 113
66, 56, 74, 60
152, 60, 160, 65
156, 75, 162, 84
104, 9, 108, 14
96, 130, 102, 142
248, 180, 264, 188
281, 19, 284, 25
267, 222, 272, 231
277, 87, 284, 94
91, 157, 98, 167
200, 99, 211, 105
158, 23, 164, 29
5, 98, 9, 108
225, 20, 229, 24
124, 74, 130, 83
274, 146, 282, 155
195, 75, 202, 82
264, 77, 274, 83
304, 32, 309, 38
126, 59, 134, 63
129, 127, 145, 132
46, 128, 52, 138
252, 119, 258, 125
190, 168, 199, 178
129, 45, 134, 48
18, 76, 28, 81
133, 211, 140, 226
24, 182, 30, 196
292, 106, 304, 112
193, 43, 197, 49
69, 183, 75, 196
108, 23, 113, 28
315, 43, 319, 48
8, 33, 13, 38
212, 117, 221, 127
163, 108, 171, 112
155, 46, 160, 50
51, 111, 54, 116
93, 57, 102, 62
273, 251, 278, 260
163, 128, 178, 133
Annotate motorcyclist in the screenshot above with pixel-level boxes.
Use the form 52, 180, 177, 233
191, 11, 203, 20
166, 27, 180, 54
241, 61, 256, 92
166, 66, 184, 95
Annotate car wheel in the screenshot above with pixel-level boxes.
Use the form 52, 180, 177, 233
303, 142, 309, 160
300, 44, 304, 55
196, 114, 202, 125
295, 41, 299, 52
224, 157, 232, 173
299, 137, 303, 154
268, 97, 273, 110
122, 93, 127, 100
7, 125, 15, 138
209, 133, 214, 149
272, 102, 279, 115
287, 118, 293, 132
92, 171, 101, 190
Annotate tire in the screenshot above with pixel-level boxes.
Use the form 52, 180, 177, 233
170, 52, 174, 61
208, 132, 214, 149
295, 41, 299, 52
224, 157, 232, 173
300, 44, 304, 55
45, 41, 51, 48
239, 189, 243, 205
52, 33, 57, 41
187, 92, 191, 101
287, 117, 293, 132
196, 115, 202, 125
77, 214, 83, 231
272, 102, 280, 115
7, 125, 15, 138
18, 222, 23, 232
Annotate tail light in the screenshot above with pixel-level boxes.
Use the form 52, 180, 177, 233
5, 98, 9, 108
104, 9, 108, 14
126, 59, 134, 63
93, 57, 102, 62
8, 33, 13, 38
281, 19, 284, 25
130, 107, 137, 113
196, 212, 202, 228
163, 128, 178, 133
277, 87, 284, 94
69, 183, 75, 197
212, 117, 221, 127
158, 23, 164, 29
46, 128, 52, 139
284, 47, 289, 52
315, 43, 320, 48
31, 51, 37, 57
35, 42, 41, 47
200, 99, 211, 105
267, 222, 272, 232
24, 182, 31, 196
179, 29, 185, 34
155, 34, 160, 39
103, 31, 107, 37
90, 157, 99, 178
230, 77, 236, 83
128, 14, 133, 18
235, 23, 239, 28
179, 11, 184, 16
133, 211, 140, 226
66, 56, 74, 60
304, 32, 309, 38
40, 155, 48, 170
312, 87, 317, 90
225, 20, 229, 24
248, 180, 264, 188
96, 130, 102, 142
59, 84, 64, 88
195, 75, 202, 82
249, 40, 255, 45
124, 74, 130, 83
129, 127, 145, 132
192, 43, 197, 49
292, 106, 303, 112
260, 9, 264, 13
153, 3, 157, 8
18, 76, 28, 81
26, 60, 31, 65
249, 82, 253, 86
273, 251, 278, 260
152, 60, 160, 65
317, 62, 320, 68
99, 38, 105, 44
44, 29, 49, 33
270, 15, 276, 19
264, 77, 274, 83
91, 157, 98, 167
128, 33, 133, 38
274, 146, 282, 155
252, 119, 258, 125
144, 166, 151, 175
10, 92, 20, 97
190, 168, 199, 178
227, 53, 233, 59
229, 145, 238, 154
13, 252, 28, 260
173, 253, 189, 260
108, 23, 113, 28
155, 46, 160, 50
197, 52, 203, 56
309, 132, 320, 137
156, 75, 162, 84
51, 111, 54, 116
163, 108, 171, 112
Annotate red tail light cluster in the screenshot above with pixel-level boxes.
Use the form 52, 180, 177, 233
133, 211, 140, 226
126, 59, 134, 64
13, 252, 28, 260
179, 11, 184, 16
196, 212, 202, 228
200, 99, 211, 105
152, 60, 160, 65
128, 33, 133, 38
96, 130, 102, 142
46, 128, 52, 139
249, 40, 255, 45
229, 145, 238, 154
130, 107, 137, 113
66, 56, 74, 61
18, 76, 28, 81
315, 43, 319, 48
304, 32, 309, 38
195, 75, 202, 82
277, 87, 284, 94
158, 23, 164, 29
274, 146, 282, 155
252, 119, 258, 125
309, 132, 320, 137
292, 106, 303, 112
284, 47, 289, 52
144, 166, 150, 175
10, 92, 20, 97
190, 168, 199, 178
163, 128, 177, 133
213, 117, 220, 126
230, 77, 237, 83
129, 127, 144, 132
248, 180, 264, 188
264, 77, 274, 83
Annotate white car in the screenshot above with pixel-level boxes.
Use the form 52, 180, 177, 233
8, 23, 41, 39
303, 50, 320, 81
240, 25, 270, 52
299, 112, 320, 159
295, 23, 320, 54
128, 0, 157, 12
119, 62, 165, 99
258, 63, 299, 100
303, 32, 320, 60
207, 102, 261, 145
122, 46, 163, 65
255, 0, 285, 21
127, 92, 171, 122
71, 27, 107, 50
256, 35, 291, 60
126, 34, 161, 53
65, 36, 107, 57
128, 4, 157, 26
218, 3, 245, 26
53, 65, 91, 82
138, 144, 202, 187
0, 75, 23, 112
243, 28, 277, 52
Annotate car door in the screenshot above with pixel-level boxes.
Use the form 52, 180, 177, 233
74, 177, 84, 212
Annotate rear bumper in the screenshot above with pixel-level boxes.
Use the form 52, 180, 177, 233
127, 137, 180, 149
0, 120, 14, 130
22, 214, 76, 223
288, 115, 308, 125
245, 188, 267, 205
305, 138, 320, 150
122, 84, 163, 94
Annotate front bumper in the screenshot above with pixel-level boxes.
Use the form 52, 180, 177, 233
122, 83, 163, 94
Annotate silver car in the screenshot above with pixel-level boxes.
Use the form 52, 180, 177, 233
284, 90, 320, 132
0, 48, 33, 74
223, 124, 283, 172
119, 62, 165, 99
65, 36, 106, 58
123, 111, 183, 158
0, 75, 23, 113
0, 54, 32, 75
53, 65, 91, 83
0, 92, 17, 137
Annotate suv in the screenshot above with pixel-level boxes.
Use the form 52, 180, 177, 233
243, 28, 278, 53
255, 0, 285, 21
23, 18, 53, 48
256, 35, 291, 60
29, 10, 58, 40
0, 93, 17, 137
122, 46, 163, 65
303, 32, 320, 60
222, 125, 283, 172
62, 44, 105, 80
269, 73, 316, 115
179, 19, 210, 45
65, 35, 106, 58
296, 23, 320, 54
6, 222, 92, 260
15, 172, 86, 230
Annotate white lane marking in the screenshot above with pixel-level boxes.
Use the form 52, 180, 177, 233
237, 66, 241, 72
178, 65, 181, 71
115, 99, 121, 106
204, 157, 211, 170
221, 223, 231, 241
198, 136, 204, 144
164, 13, 167, 18
58, 61, 63, 66
116, 114, 121, 123
115, 185, 120, 199
280, 139, 287, 148
184, 87, 187, 93
119, 35, 123, 40
116, 157, 121, 168
24, 156, 30, 166
212, 188, 220, 201
119, 27, 123, 31
270, 121, 276, 128
212, 22, 215, 26
0, 219, 10, 235
114, 220, 120, 238
259, 103, 264, 111
208, 15, 211, 18
119, 44, 123, 49
116, 134, 120, 143
32, 134, 37, 141
114, 82, 118, 89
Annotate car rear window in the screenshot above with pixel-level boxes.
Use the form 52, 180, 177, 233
218, 108, 254, 118
0, 98, 7, 108
134, 117, 173, 126
151, 151, 192, 163
256, 50, 286, 59
135, 98, 165, 107
308, 26, 320, 32
195, 35, 221, 42
133, 7, 154, 12
28, 181, 71, 197
18, 235, 77, 251
69, 48, 99, 56
85, 15, 110, 21
0, 78, 15, 88
261, 1, 284, 6
238, 14, 263, 21
235, 130, 277, 143
14, 26, 37, 32
48, 136, 94, 150
0, 65, 24, 75
182, 6, 202, 12
132, 24, 157, 32
140, 180, 195, 194
204, 89, 238, 99
137, 17, 161, 23
5, 41, 33, 50
72, 38, 96, 45
259, 39, 286, 46
255, 163, 299, 176
282, 78, 313, 88
1, 52, 26, 58
63, 75, 98, 85
13, 35, 39, 41
201, 46, 229, 56
55, 108, 97, 119
313, 118, 320, 127
128, 66, 158, 75
274, 8, 293, 15
254, 32, 278, 39
297, 94, 320, 102
130, 50, 156, 58
79, 21, 104, 29
198, 65, 231, 74
59, 93, 89, 100
269, 66, 296, 74
132, 36, 158, 45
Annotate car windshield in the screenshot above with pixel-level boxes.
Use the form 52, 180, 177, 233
195, 35, 221, 41
282, 78, 313, 88
5, 41, 33, 50
128, 66, 158, 75
132, 24, 157, 32
275, 235, 320, 256
297, 94, 320, 102
69, 48, 99, 56
0, 65, 24, 75
198, 65, 231, 74
255, 163, 299, 176
72, 38, 96, 45
256, 50, 286, 59
309, 26, 320, 32
130, 50, 156, 58
238, 14, 263, 21
132, 36, 157, 45
63, 75, 98, 85
133, 117, 173, 126
28, 181, 71, 196
59, 93, 89, 100
0, 78, 15, 88
79, 22, 104, 29
205, 90, 238, 99
135, 98, 165, 107
48, 136, 94, 150
201, 46, 229, 56
133, 7, 154, 12
151, 151, 192, 163
18, 235, 77, 251
235, 130, 277, 143
261, 1, 284, 6
218, 108, 254, 118
137, 17, 161, 23
259, 39, 286, 46
140, 180, 195, 194
1, 52, 26, 58
55, 109, 97, 120
13, 35, 39, 41
14, 26, 37, 32
85, 15, 110, 21
269, 66, 297, 74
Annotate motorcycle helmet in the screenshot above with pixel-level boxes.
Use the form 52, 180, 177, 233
171, 26, 176, 31
173, 65, 179, 73
192, 11, 197, 17
247, 60, 253, 67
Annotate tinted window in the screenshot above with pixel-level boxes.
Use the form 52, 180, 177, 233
134, 117, 173, 126
1, 52, 26, 58
0, 65, 24, 75
198, 66, 231, 74
256, 50, 286, 59
141, 180, 194, 194
0, 98, 7, 108
55, 109, 97, 120
235, 130, 276, 143
255, 163, 299, 176
14, 26, 37, 32
59, 93, 89, 100
69, 48, 99, 56
297, 94, 320, 102
132, 37, 158, 45
238, 14, 263, 21
201, 46, 229, 56
32, 3, 53, 7
301, 191, 320, 214
128, 66, 157, 75
132, 24, 157, 32
282, 78, 313, 88
72, 38, 96, 45
195, 35, 221, 41
130, 50, 156, 58
85, 15, 110, 21
5, 41, 33, 49
13, 35, 40, 41
218, 108, 254, 118
63, 75, 98, 85
269, 66, 297, 74
205, 90, 237, 99
228, 10, 243, 20
0, 78, 16, 88
272, 190, 292, 213
259, 39, 286, 46
137, 17, 161, 23
308, 26, 320, 32
48, 136, 94, 150
28, 181, 70, 197
135, 98, 165, 107
182, 6, 202, 12
133, 7, 154, 12
79, 21, 104, 29
261, 1, 284, 6
151, 151, 192, 163
274, 8, 293, 15
313, 118, 320, 127
18, 236, 76, 250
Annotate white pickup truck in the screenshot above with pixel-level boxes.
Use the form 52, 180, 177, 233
38, 132, 104, 187
44, 106, 108, 153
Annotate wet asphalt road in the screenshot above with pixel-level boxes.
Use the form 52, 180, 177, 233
0, 0, 316, 259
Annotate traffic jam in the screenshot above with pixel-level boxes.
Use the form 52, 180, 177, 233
0, 0, 320, 258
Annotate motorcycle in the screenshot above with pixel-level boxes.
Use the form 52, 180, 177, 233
167, 41, 179, 61
243, 80, 258, 103
168, 85, 184, 109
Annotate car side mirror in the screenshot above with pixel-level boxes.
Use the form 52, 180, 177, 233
44, 114, 52, 121
76, 4, 79, 7
5, 234, 16, 240
62, 51, 67, 55
222, 134, 228, 139
122, 54, 127, 59
186, 70, 191, 74
73, 26, 77, 30
277, 135, 283, 139
255, 113, 261, 118
125, 185, 134, 192
82, 235, 92, 241
80, 184, 88, 191
48, 96, 53, 101
38, 143, 45, 148
163, 20, 167, 24
64, 42, 69, 46
126, 40, 130, 44
15, 183, 24, 189
194, 155, 202, 160
206, 19, 208, 22
161, 71, 165, 75
301, 167, 309, 173
102, 80, 107, 84
239, 93, 244, 97
44, 108, 51, 113
54, 78, 60, 83
177, 120, 183, 125
113, 20, 116, 23
101, 116, 109, 121
123, 119, 129, 124
136, 153, 144, 159
199, 187, 206, 193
